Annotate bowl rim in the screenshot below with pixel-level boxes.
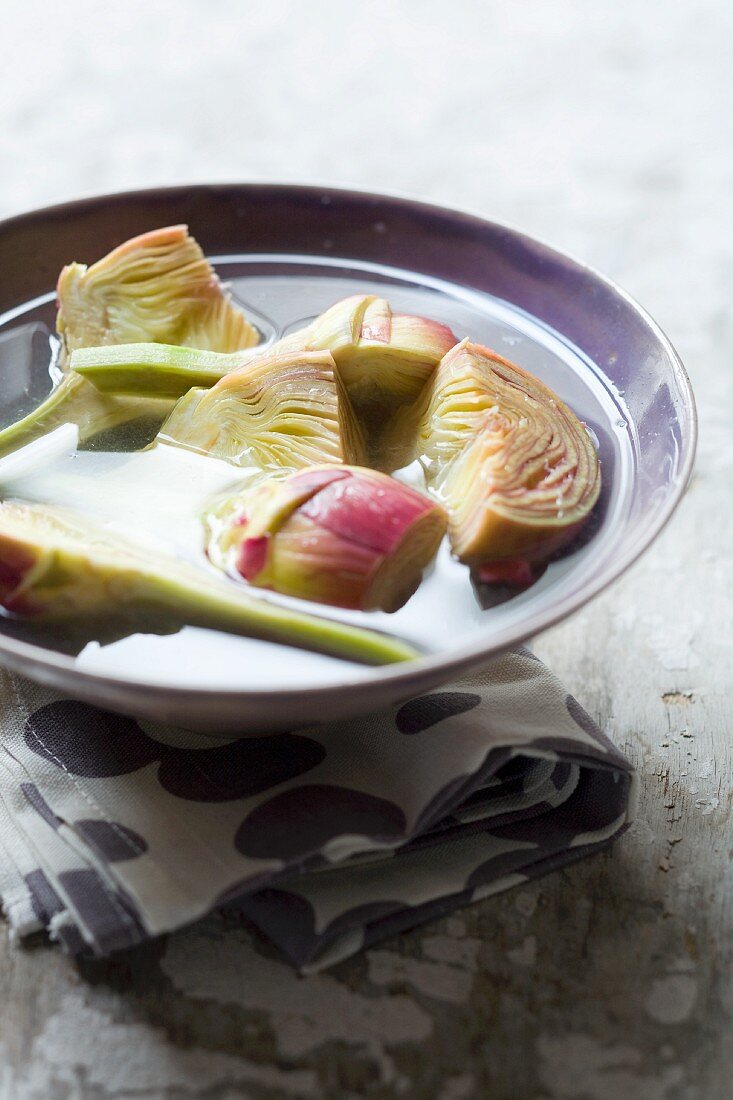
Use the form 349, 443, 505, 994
0, 182, 698, 702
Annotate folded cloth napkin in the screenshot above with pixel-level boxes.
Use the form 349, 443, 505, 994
0, 649, 635, 970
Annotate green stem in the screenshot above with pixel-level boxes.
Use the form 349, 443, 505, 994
70, 343, 248, 397
143, 569, 420, 665
0, 374, 171, 458
2, 502, 419, 666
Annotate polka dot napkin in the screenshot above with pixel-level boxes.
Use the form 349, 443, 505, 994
0, 649, 636, 969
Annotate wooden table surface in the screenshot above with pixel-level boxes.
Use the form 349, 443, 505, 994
0, 2, 730, 1097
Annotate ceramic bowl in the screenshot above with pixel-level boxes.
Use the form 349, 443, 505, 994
0, 185, 696, 731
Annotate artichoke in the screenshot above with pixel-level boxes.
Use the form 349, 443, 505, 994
56, 224, 258, 358
0, 227, 259, 458
276, 295, 457, 415
159, 349, 366, 471
62, 294, 457, 461
206, 465, 447, 613
384, 340, 601, 569
67, 294, 456, 421
0, 500, 418, 665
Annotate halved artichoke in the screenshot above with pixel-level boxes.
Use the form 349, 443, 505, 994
275, 295, 457, 420
56, 224, 259, 358
159, 349, 366, 471
384, 340, 601, 568
61, 294, 456, 462
206, 465, 447, 613
70, 293, 456, 415
0, 500, 417, 664
0, 227, 259, 458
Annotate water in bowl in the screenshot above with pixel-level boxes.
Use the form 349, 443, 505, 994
0, 255, 632, 690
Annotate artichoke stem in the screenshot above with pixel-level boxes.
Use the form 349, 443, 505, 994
158, 574, 419, 665
70, 343, 247, 397
0, 374, 172, 459
0, 501, 418, 666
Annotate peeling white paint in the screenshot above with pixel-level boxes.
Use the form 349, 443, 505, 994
507, 935, 537, 967
698, 758, 715, 780
694, 796, 719, 816
422, 933, 481, 969
674, 870, 696, 892
162, 927, 432, 1075
638, 614, 700, 672
514, 890, 539, 917
538, 1032, 683, 1100
3, 991, 318, 1098
367, 949, 473, 1004
645, 975, 697, 1024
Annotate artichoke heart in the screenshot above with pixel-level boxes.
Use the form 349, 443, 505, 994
0, 501, 417, 665
159, 349, 366, 471
385, 340, 601, 567
62, 293, 456, 461
57, 224, 258, 358
0, 226, 260, 458
277, 295, 457, 413
206, 464, 448, 613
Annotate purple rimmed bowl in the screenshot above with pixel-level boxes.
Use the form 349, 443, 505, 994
0, 184, 696, 732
